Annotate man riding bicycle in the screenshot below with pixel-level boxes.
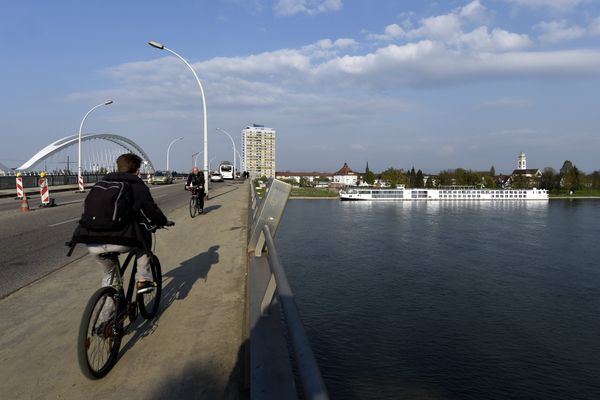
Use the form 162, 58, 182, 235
185, 167, 205, 213
69, 153, 171, 294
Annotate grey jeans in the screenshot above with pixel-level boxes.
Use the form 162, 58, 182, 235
87, 244, 152, 287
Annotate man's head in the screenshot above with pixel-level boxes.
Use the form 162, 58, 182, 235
117, 153, 142, 174
192, 167, 200, 175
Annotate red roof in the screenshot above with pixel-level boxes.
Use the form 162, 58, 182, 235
335, 163, 356, 175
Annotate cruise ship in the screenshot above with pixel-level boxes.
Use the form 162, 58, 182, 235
339, 186, 549, 201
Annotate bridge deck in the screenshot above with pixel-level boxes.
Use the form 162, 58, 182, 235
0, 183, 249, 399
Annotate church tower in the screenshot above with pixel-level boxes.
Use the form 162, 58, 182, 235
517, 152, 527, 170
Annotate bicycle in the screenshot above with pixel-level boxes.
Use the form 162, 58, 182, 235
76, 221, 174, 379
187, 185, 204, 218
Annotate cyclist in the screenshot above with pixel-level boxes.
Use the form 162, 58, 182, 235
185, 167, 205, 212
69, 153, 170, 294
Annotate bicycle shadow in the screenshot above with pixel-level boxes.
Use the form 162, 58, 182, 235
201, 204, 221, 214
119, 245, 220, 355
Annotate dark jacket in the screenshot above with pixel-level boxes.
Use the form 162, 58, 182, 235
69, 172, 168, 249
186, 172, 205, 188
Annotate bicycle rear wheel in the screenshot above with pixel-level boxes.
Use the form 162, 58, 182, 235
189, 196, 197, 218
138, 254, 162, 319
78, 287, 123, 379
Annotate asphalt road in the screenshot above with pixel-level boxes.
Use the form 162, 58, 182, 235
0, 180, 228, 299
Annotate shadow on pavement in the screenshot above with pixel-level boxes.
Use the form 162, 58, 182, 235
208, 186, 239, 200
118, 246, 220, 357
201, 204, 222, 214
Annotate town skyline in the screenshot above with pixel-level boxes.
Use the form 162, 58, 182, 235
1, 1, 600, 173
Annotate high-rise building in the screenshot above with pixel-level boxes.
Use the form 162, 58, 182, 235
241, 124, 276, 178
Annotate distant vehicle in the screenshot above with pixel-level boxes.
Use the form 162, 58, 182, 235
219, 162, 234, 180
210, 171, 223, 182
150, 170, 173, 185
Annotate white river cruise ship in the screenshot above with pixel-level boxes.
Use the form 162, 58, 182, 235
339, 186, 549, 201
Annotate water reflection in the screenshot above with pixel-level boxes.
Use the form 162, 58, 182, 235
277, 200, 600, 400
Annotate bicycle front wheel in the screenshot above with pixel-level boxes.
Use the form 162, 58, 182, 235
138, 254, 162, 319
78, 287, 123, 379
189, 196, 197, 218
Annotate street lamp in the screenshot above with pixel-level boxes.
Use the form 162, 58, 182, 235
166, 136, 184, 171
192, 152, 200, 168
148, 40, 209, 197
216, 128, 237, 178
77, 100, 113, 192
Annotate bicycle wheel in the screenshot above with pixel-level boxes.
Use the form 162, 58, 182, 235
78, 287, 123, 379
138, 254, 162, 319
189, 195, 197, 218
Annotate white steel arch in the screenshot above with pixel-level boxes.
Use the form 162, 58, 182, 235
17, 133, 155, 172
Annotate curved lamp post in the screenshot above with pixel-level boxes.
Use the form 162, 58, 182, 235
192, 151, 201, 168
216, 128, 237, 178
166, 136, 184, 171
78, 100, 113, 192
148, 40, 209, 196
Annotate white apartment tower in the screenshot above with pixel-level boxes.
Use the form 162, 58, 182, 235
241, 124, 276, 178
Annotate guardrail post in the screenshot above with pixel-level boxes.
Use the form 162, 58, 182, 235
248, 178, 291, 256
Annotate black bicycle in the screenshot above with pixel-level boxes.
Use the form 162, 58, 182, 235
76, 222, 174, 379
188, 186, 204, 218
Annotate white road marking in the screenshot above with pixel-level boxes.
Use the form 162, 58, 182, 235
58, 199, 85, 205
48, 217, 80, 227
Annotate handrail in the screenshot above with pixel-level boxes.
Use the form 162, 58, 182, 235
247, 178, 329, 399
262, 224, 329, 400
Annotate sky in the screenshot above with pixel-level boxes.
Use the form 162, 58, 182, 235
1, 0, 599, 174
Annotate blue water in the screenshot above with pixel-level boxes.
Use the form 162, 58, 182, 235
276, 200, 600, 399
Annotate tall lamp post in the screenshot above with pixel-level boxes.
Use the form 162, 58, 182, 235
216, 128, 237, 178
148, 40, 209, 197
78, 100, 113, 192
192, 152, 200, 168
166, 136, 184, 171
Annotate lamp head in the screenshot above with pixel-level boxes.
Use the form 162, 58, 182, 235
104, 100, 113, 105
148, 41, 165, 50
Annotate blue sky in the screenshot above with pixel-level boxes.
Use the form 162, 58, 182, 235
1, 0, 600, 174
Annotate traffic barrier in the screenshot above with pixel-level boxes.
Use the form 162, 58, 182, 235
39, 172, 54, 207
20, 192, 30, 213
16, 174, 23, 199
78, 174, 84, 192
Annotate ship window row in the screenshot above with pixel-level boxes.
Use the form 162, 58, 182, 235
441, 195, 482, 198
440, 190, 530, 194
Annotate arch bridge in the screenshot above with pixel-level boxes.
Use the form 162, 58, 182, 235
17, 133, 155, 173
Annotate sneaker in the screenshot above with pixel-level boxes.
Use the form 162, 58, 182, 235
137, 281, 156, 294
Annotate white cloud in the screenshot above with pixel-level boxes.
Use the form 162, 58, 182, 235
536, 20, 586, 42
366, 1, 527, 52
366, 24, 406, 41
273, 0, 342, 16
460, 27, 532, 51
459, 0, 489, 22
505, 0, 589, 12
588, 16, 600, 35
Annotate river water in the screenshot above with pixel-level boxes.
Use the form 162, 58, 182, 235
275, 199, 600, 399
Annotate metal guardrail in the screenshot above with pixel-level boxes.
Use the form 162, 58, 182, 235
247, 178, 329, 400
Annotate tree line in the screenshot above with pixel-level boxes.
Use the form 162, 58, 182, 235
366, 160, 600, 193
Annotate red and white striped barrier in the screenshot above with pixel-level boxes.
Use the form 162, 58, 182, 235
39, 177, 50, 206
16, 176, 23, 199
78, 174, 84, 192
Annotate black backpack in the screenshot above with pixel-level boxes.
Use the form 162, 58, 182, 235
80, 180, 133, 231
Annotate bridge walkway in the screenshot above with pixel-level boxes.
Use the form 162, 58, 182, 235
0, 182, 249, 399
